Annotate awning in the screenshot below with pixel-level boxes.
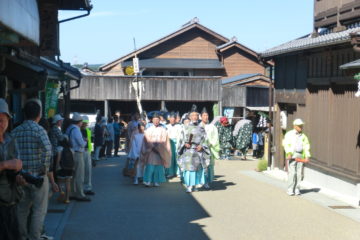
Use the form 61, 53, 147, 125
0, 0, 39, 45
340, 59, 360, 70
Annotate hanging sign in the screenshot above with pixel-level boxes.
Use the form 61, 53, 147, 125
45, 80, 60, 118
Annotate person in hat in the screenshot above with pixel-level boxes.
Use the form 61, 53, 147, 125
165, 111, 183, 178
11, 98, 53, 240
141, 112, 171, 187
233, 117, 253, 160
127, 113, 140, 153
175, 111, 181, 124
283, 118, 311, 196
65, 113, 90, 202
216, 116, 233, 160
177, 104, 210, 193
81, 116, 95, 195
0, 98, 23, 240
200, 107, 220, 189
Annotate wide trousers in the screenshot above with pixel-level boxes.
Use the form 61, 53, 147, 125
287, 160, 304, 194
71, 152, 86, 198
17, 176, 49, 240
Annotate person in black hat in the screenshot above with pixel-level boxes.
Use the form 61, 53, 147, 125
175, 111, 181, 124
165, 112, 183, 178
141, 112, 171, 187
177, 104, 210, 193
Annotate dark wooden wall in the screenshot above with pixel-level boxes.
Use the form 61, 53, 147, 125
71, 76, 222, 102
246, 87, 269, 107
306, 85, 360, 182
272, 43, 360, 182
222, 86, 246, 107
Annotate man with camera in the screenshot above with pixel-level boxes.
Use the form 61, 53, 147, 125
0, 98, 23, 240
11, 99, 52, 240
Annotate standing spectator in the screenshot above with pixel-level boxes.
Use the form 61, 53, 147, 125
0, 98, 23, 240
12, 98, 52, 240
105, 117, 115, 158
81, 116, 95, 195
113, 116, 121, 157
94, 116, 104, 161
252, 129, 259, 158
257, 130, 264, 158
66, 113, 90, 202
99, 117, 108, 159
283, 119, 311, 196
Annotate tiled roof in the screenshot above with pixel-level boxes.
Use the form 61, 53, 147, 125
261, 27, 360, 58
222, 73, 261, 85
121, 58, 224, 69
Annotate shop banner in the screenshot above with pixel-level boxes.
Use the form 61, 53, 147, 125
45, 81, 60, 118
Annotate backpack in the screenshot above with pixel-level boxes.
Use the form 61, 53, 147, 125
60, 146, 75, 171
59, 127, 75, 170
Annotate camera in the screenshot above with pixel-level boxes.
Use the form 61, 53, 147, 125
17, 170, 44, 188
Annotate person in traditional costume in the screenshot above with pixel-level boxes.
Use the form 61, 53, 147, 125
175, 111, 181, 124
217, 117, 233, 160
200, 107, 220, 189
178, 105, 210, 193
128, 122, 145, 185
141, 113, 171, 187
234, 118, 253, 160
165, 112, 183, 178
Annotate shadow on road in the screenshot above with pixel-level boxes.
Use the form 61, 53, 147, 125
300, 188, 321, 195
61, 157, 211, 240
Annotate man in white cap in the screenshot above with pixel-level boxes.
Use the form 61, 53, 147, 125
65, 113, 90, 202
12, 98, 53, 240
282, 118, 311, 196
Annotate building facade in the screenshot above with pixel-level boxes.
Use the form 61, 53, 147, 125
262, 0, 360, 205
72, 18, 271, 120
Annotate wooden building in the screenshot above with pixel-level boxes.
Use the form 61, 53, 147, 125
71, 18, 270, 119
261, 0, 360, 205
0, 0, 92, 122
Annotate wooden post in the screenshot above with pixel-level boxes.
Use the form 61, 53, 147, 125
104, 99, 109, 118
268, 66, 273, 169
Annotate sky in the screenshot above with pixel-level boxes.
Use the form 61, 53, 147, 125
59, 0, 314, 65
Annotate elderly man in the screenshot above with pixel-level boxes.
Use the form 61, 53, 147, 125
283, 118, 311, 196
12, 99, 52, 240
66, 113, 90, 202
141, 112, 171, 187
200, 107, 220, 189
0, 99, 23, 240
178, 105, 210, 193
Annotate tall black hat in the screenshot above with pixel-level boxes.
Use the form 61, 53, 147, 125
152, 112, 160, 119
201, 107, 208, 114
190, 104, 198, 113
169, 111, 176, 118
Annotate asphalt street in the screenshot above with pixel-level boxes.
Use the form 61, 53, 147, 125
46, 155, 360, 240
